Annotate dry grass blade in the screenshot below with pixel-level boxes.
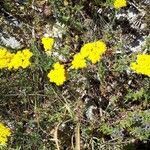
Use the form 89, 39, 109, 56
75, 122, 80, 150
50, 123, 61, 150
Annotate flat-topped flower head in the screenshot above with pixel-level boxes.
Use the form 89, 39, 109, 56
0, 123, 11, 146
88, 51, 102, 64
8, 49, 33, 69
80, 42, 93, 58
71, 40, 107, 69
8, 51, 23, 69
53, 62, 65, 70
41, 37, 54, 51
22, 49, 33, 58
71, 53, 87, 69
47, 62, 66, 86
114, 0, 127, 9
0, 48, 14, 69
0, 47, 33, 70
130, 54, 150, 77
94, 40, 107, 54
80, 41, 106, 59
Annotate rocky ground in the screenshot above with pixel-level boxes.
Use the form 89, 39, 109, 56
0, 0, 150, 149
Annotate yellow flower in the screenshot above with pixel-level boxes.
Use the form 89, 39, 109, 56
71, 40, 106, 69
8, 51, 23, 69
87, 41, 106, 63
0, 48, 14, 69
71, 53, 87, 69
130, 54, 150, 77
88, 51, 102, 64
0, 47, 33, 70
41, 37, 54, 51
114, 0, 127, 9
80, 42, 93, 58
22, 49, 33, 58
0, 123, 11, 146
94, 40, 107, 55
8, 49, 33, 69
22, 60, 31, 68
47, 62, 66, 86
21, 49, 33, 68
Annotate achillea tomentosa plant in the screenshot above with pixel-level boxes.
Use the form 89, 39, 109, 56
44, 38, 107, 85
0, 123, 11, 146
0, 38, 107, 86
1, 36, 150, 87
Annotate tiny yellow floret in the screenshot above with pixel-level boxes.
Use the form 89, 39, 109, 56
114, 0, 127, 9
41, 37, 54, 51
0, 123, 11, 146
47, 62, 66, 86
130, 54, 150, 77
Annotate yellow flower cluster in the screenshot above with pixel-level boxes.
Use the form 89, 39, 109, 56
0, 47, 14, 69
8, 49, 33, 69
71, 53, 87, 69
114, 0, 127, 9
71, 41, 107, 69
0, 48, 33, 70
0, 123, 11, 146
130, 54, 150, 77
47, 62, 66, 86
41, 37, 54, 51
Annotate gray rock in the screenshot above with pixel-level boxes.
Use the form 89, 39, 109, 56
0, 32, 21, 49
